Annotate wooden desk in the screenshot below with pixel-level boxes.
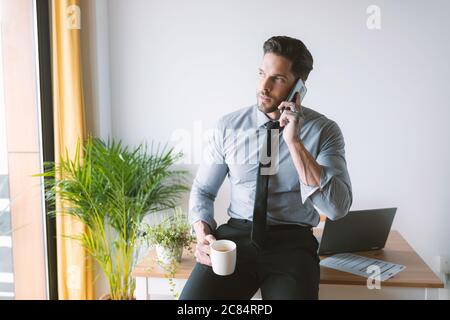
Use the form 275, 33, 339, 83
132, 230, 444, 300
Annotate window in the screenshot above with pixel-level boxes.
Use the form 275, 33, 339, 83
0, 0, 52, 300
0, 27, 14, 299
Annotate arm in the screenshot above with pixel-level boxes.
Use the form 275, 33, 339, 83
286, 121, 353, 220
189, 121, 229, 265
189, 162, 228, 231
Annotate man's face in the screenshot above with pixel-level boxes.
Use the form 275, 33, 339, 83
257, 52, 297, 115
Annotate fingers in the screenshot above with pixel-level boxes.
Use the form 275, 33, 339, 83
278, 101, 297, 113
196, 239, 211, 256
279, 110, 301, 127
194, 247, 212, 266
278, 92, 303, 114
195, 242, 211, 266
278, 93, 304, 128
194, 234, 216, 266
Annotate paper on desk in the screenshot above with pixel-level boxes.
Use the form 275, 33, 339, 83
320, 253, 406, 281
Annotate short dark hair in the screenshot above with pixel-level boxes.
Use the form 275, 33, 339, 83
263, 36, 313, 82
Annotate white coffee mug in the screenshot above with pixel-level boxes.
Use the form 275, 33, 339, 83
209, 240, 237, 276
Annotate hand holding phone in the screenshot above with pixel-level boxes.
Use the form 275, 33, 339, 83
279, 78, 307, 134
280, 78, 307, 115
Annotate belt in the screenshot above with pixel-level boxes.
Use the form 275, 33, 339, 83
228, 218, 313, 232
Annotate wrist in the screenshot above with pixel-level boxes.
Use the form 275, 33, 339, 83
286, 136, 302, 149
193, 220, 211, 237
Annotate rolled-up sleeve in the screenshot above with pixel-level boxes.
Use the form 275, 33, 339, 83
188, 121, 228, 231
299, 121, 353, 221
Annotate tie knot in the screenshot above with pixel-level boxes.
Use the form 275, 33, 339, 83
265, 121, 280, 130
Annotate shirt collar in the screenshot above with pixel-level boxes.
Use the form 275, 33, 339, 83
255, 105, 273, 128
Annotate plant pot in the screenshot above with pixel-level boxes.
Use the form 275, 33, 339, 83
155, 244, 183, 264
99, 293, 111, 300
98, 293, 136, 300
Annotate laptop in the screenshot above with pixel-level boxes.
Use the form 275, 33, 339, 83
317, 208, 397, 256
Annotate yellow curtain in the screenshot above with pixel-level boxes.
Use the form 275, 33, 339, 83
51, 0, 94, 300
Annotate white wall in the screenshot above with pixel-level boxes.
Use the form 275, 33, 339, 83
81, 0, 112, 140
93, 0, 450, 297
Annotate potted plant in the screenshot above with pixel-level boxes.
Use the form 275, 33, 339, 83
141, 207, 195, 298
35, 137, 189, 300
142, 207, 194, 264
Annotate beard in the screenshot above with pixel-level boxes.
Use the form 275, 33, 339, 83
256, 92, 280, 114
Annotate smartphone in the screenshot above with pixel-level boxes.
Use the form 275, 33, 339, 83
286, 78, 307, 103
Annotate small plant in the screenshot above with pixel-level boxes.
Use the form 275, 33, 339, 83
141, 208, 195, 298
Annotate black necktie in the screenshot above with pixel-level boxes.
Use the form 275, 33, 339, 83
251, 120, 280, 249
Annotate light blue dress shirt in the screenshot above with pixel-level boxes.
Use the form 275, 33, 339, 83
188, 104, 352, 230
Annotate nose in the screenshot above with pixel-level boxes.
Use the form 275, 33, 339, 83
259, 77, 272, 95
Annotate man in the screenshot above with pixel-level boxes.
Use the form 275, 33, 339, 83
179, 36, 352, 300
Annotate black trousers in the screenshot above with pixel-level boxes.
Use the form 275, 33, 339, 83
179, 218, 320, 300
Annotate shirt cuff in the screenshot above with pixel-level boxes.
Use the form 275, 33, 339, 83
188, 211, 217, 235
299, 166, 335, 204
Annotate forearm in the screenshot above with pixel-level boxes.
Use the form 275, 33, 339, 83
189, 182, 218, 231
283, 120, 353, 220
188, 162, 228, 231
286, 138, 322, 187
287, 139, 352, 219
